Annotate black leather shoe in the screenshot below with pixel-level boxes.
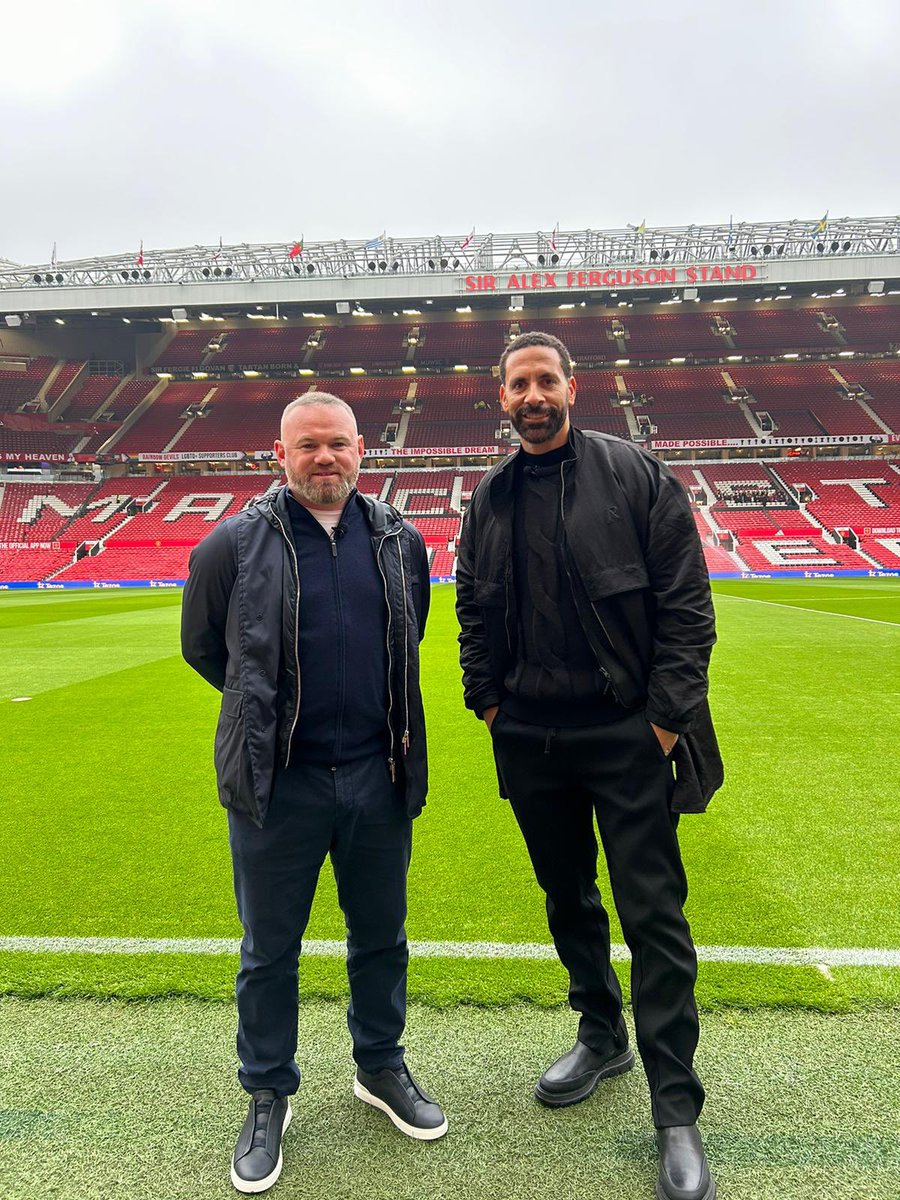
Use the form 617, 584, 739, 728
354, 1062, 448, 1140
656, 1124, 716, 1200
230, 1089, 292, 1194
535, 1040, 634, 1107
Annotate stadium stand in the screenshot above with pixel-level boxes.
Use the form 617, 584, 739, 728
0, 481, 97, 543
416, 321, 508, 366
154, 330, 222, 373
616, 365, 754, 440
212, 328, 313, 370
316, 323, 413, 369
2, 460, 899, 582
843, 361, 900, 432
44, 361, 86, 404
60, 375, 122, 421
3, 289, 900, 582
0, 356, 56, 412
771, 459, 900, 530
52, 543, 195, 582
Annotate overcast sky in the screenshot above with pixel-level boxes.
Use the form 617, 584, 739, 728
2, 0, 898, 266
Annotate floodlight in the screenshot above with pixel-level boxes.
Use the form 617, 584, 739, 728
867, 280, 885, 295
5, 315, 22, 327
336, 302, 351, 314
172, 307, 187, 320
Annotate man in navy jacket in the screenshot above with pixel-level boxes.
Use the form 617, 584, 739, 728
182, 393, 446, 1195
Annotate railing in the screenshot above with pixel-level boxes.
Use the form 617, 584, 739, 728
3, 216, 900, 291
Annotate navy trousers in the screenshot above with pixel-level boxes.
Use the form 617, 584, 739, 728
227, 753, 412, 1096
491, 708, 705, 1128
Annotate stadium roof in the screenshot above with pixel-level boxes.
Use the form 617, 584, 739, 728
3, 216, 900, 316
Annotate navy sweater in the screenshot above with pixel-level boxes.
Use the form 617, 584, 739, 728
287, 491, 389, 765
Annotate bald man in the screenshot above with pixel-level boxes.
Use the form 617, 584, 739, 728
182, 393, 446, 1195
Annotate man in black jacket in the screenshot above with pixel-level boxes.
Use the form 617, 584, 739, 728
182, 393, 447, 1195
456, 333, 722, 1200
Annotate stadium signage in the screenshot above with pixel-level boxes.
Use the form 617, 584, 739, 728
366, 445, 502, 458
1, 452, 71, 462
136, 451, 245, 462
0, 541, 59, 550
465, 264, 759, 291
651, 434, 888, 449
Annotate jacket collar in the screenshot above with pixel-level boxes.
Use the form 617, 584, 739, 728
490, 425, 584, 500
260, 484, 402, 538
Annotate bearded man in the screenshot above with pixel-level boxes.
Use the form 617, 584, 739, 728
182, 392, 446, 1195
456, 333, 723, 1200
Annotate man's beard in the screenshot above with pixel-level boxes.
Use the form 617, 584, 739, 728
288, 468, 357, 506
509, 403, 568, 445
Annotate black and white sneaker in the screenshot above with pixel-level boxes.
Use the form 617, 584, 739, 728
230, 1089, 292, 1194
354, 1063, 448, 1141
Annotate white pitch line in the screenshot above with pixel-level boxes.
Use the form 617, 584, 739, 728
717, 593, 900, 628
0, 936, 898, 968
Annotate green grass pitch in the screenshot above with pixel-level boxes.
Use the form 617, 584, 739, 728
0, 578, 898, 1010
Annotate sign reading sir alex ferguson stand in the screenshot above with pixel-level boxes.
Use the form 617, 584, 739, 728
464, 263, 760, 292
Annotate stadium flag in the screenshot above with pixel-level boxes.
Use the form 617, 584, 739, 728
212, 235, 223, 263
288, 238, 304, 259
726, 214, 734, 249
459, 226, 475, 252
815, 210, 829, 236
636, 218, 647, 236
549, 222, 559, 252
365, 232, 385, 249
50, 242, 58, 268
136, 241, 144, 267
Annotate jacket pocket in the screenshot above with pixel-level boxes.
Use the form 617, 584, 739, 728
214, 687, 255, 815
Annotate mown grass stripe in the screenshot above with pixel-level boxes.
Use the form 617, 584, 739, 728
717, 593, 900, 626
2, 935, 898, 967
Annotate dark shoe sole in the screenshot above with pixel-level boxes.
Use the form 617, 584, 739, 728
656, 1180, 715, 1200
230, 1102, 292, 1194
534, 1047, 635, 1108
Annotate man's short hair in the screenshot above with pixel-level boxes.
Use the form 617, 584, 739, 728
499, 331, 573, 384
280, 391, 357, 436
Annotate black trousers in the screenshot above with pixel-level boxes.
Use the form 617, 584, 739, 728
227, 753, 412, 1096
492, 709, 705, 1127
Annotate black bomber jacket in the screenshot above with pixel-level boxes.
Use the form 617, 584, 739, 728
456, 427, 724, 813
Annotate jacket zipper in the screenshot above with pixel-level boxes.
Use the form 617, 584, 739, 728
503, 556, 514, 654
397, 535, 410, 755
273, 509, 302, 766
330, 529, 344, 764
559, 464, 622, 705
376, 526, 402, 780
